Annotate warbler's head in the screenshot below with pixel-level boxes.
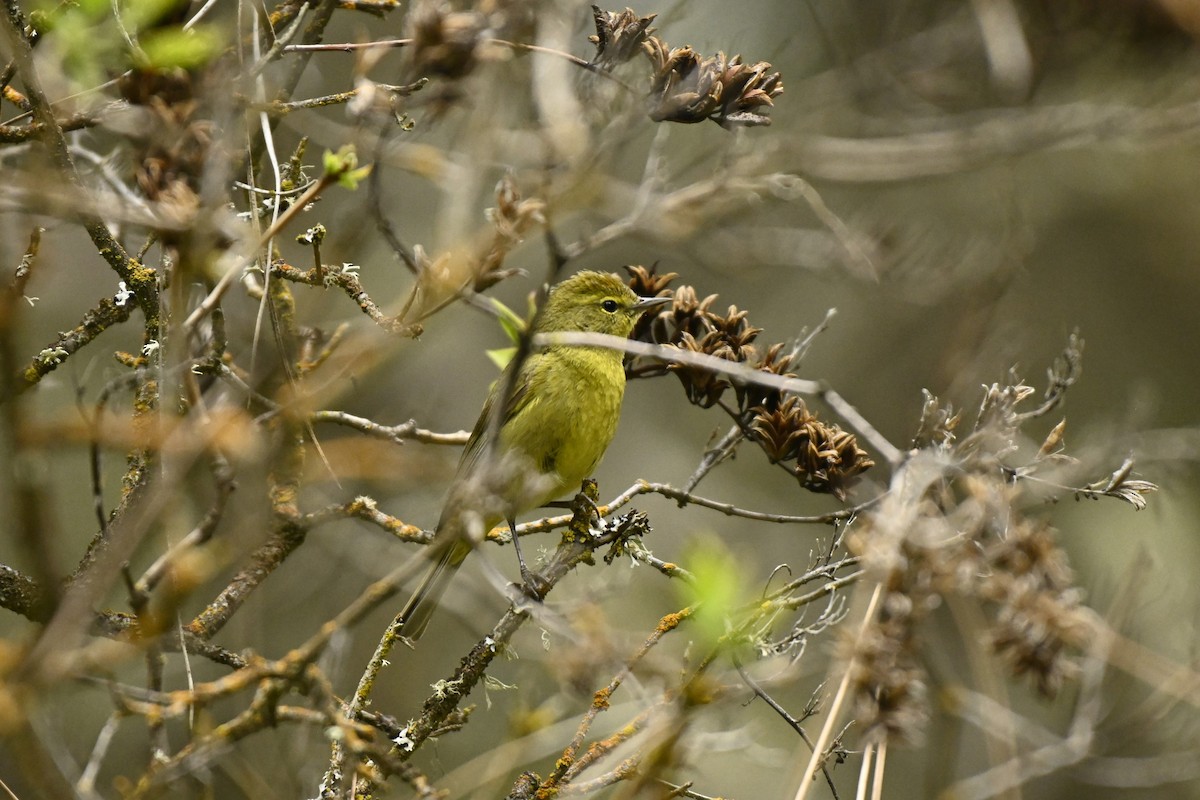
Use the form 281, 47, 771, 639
537, 270, 670, 338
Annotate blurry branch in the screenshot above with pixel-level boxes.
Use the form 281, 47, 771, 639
0, 562, 246, 669
282, 36, 630, 87
132, 462, 235, 599
969, 0, 1033, 103
0, 12, 155, 319
387, 172, 547, 325
940, 599, 1200, 800
188, 371, 307, 643
541, 605, 693, 792
0, 174, 197, 232
182, 147, 372, 335
336, 487, 655, 798
557, 171, 853, 267
128, 661, 346, 798
135, 541, 497, 795
0, 110, 96, 141
337, 0, 402, 16
789, 100, 1200, 183
0, 229, 51, 614
263, 78, 427, 114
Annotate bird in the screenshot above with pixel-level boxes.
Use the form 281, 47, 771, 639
397, 270, 670, 640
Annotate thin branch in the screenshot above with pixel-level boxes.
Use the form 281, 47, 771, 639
793, 582, 884, 800
182, 169, 340, 334
537, 331, 904, 466
302, 497, 430, 543
310, 410, 469, 445
17, 296, 134, 391
735, 658, 840, 799
642, 480, 875, 524
681, 423, 744, 494
0, 14, 154, 317
788, 100, 1200, 183
0, 110, 96, 142
541, 608, 693, 794
273, 261, 423, 336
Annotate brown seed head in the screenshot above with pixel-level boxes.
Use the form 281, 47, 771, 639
408, 2, 487, 79
588, 5, 657, 69
646, 41, 783, 129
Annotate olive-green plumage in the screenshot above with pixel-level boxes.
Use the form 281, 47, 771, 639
398, 271, 668, 639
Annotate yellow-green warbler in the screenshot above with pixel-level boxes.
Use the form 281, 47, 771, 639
398, 271, 670, 639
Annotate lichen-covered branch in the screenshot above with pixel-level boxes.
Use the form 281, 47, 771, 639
17, 297, 134, 389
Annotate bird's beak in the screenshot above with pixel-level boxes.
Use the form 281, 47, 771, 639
633, 295, 672, 312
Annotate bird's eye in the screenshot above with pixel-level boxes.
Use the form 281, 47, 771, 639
601, 299, 619, 313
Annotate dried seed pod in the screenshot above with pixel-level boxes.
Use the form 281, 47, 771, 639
407, 2, 487, 80
624, 263, 678, 299
588, 5, 657, 70
646, 42, 783, 128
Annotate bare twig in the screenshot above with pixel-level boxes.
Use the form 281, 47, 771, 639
537, 331, 904, 467
310, 410, 469, 445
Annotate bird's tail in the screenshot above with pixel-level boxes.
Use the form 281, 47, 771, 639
397, 538, 472, 641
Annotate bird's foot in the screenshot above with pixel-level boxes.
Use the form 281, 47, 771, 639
574, 490, 602, 525
518, 567, 552, 600
509, 519, 550, 599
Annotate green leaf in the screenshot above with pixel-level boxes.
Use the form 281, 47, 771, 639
322, 146, 373, 190
123, 0, 187, 30
487, 297, 528, 345
338, 164, 373, 190
486, 347, 517, 371
138, 25, 221, 69
677, 536, 744, 646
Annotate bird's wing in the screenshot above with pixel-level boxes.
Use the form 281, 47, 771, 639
455, 352, 541, 476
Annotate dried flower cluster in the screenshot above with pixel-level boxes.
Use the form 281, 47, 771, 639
118, 68, 212, 224
644, 41, 784, 128
406, 2, 489, 80
590, 5, 784, 128
588, 6, 657, 70
845, 478, 1089, 744
842, 583, 929, 745
397, 173, 546, 322
625, 265, 873, 499
478, 173, 546, 291
841, 337, 1151, 742
750, 396, 874, 500
396, 5, 782, 128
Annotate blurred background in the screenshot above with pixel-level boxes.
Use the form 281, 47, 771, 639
2, 0, 1200, 798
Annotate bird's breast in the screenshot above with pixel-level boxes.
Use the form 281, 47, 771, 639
503, 348, 627, 506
